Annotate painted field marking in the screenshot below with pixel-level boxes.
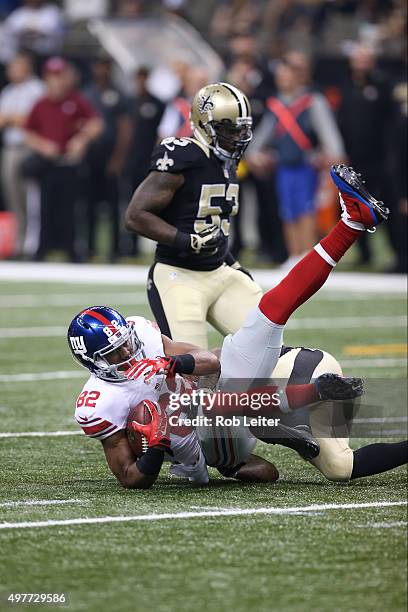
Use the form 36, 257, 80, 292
287, 316, 407, 330
353, 416, 408, 424
0, 326, 66, 338
0, 293, 146, 308
1, 415, 407, 439
0, 499, 87, 508
344, 344, 407, 356
0, 501, 405, 530
1, 316, 406, 340
1, 356, 407, 386
0, 431, 81, 438
0, 293, 404, 307
1, 357, 406, 387
356, 521, 407, 529
0, 262, 406, 293
340, 358, 406, 369
0, 371, 85, 382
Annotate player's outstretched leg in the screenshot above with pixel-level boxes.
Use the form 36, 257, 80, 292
220, 165, 389, 383
259, 164, 389, 326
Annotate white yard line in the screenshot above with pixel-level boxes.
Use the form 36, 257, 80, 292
354, 417, 408, 424
1, 316, 405, 340
0, 431, 81, 438
0, 371, 85, 382
0, 262, 405, 293
0, 500, 405, 530
0, 356, 406, 385
286, 316, 407, 330
1, 415, 407, 439
0, 293, 146, 308
0, 293, 404, 308
0, 499, 87, 508
357, 521, 407, 529
0, 326, 66, 338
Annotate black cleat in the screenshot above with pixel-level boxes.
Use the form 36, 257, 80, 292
315, 373, 364, 401
256, 422, 320, 461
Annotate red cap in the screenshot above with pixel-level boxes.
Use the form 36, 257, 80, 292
43, 57, 68, 75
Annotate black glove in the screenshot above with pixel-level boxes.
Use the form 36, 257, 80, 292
174, 224, 222, 255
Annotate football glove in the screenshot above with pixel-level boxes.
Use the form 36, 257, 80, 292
125, 357, 172, 383
175, 224, 222, 255
131, 400, 171, 451
190, 224, 222, 254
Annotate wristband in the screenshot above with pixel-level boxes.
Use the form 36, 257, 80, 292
168, 353, 195, 375
174, 230, 191, 251
136, 447, 165, 476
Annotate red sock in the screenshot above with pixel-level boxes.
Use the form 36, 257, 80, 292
319, 220, 361, 263
259, 221, 361, 325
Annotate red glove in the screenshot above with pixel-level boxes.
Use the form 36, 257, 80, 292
131, 399, 171, 452
125, 357, 172, 383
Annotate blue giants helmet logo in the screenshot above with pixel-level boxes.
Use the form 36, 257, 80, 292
67, 306, 145, 382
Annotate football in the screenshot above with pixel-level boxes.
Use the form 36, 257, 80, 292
126, 400, 152, 458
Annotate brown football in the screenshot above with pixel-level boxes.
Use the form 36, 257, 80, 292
126, 400, 152, 458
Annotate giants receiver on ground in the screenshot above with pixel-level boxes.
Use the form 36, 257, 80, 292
70, 167, 407, 488
125, 82, 263, 349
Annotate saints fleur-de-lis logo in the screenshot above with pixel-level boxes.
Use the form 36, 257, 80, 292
198, 94, 214, 113
156, 151, 174, 171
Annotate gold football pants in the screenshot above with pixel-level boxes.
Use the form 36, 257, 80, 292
147, 262, 263, 348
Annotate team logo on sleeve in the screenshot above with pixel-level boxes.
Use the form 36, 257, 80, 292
70, 336, 87, 355
156, 151, 174, 171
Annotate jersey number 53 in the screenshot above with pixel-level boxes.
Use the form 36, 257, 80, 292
194, 183, 239, 237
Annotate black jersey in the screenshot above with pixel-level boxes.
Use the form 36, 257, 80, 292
148, 137, 239, 271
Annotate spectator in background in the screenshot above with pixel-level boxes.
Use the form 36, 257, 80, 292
83, 56, 132, 262
386, 60, 407, 273
227, 55, 286, 264
0, 52, 44, 257
125, 66, 165, 256
0, 0, 64, 64
23, 57, 103, 262
158, 65, 209, 139
337, 43, 393, 265
128, 67, 165, 192
247, 56, 345, 268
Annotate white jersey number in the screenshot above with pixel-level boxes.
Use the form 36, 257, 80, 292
194, 183, 239, 237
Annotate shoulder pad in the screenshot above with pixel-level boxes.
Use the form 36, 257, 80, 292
149, 137, 209, 174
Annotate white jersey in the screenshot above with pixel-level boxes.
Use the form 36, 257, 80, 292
74, 316, 208, 483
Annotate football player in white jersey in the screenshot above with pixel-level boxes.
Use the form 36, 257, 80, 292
68, 166, 407, 488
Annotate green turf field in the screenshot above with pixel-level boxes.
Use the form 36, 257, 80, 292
0, 280, 406, 612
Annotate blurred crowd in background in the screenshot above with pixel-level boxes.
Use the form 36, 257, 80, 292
0, 0, 406, 272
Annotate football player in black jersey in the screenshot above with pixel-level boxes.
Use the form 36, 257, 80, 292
125, 82, 263, 348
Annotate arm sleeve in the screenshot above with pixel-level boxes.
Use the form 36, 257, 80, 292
246, 112, 277, 154
309, 93, 345, 158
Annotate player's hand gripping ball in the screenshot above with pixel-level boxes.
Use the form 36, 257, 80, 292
127, 399, 171, 458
